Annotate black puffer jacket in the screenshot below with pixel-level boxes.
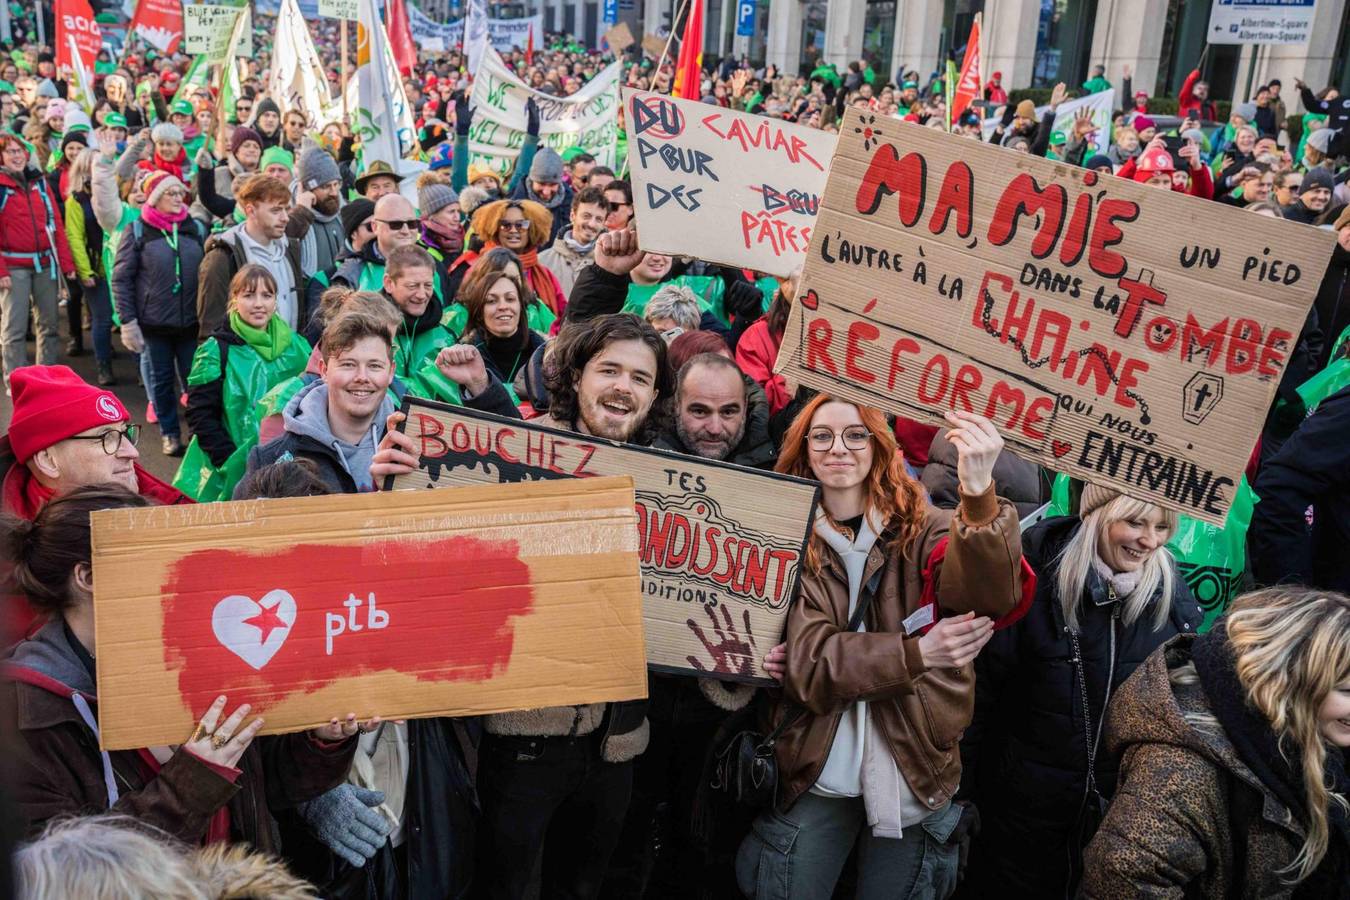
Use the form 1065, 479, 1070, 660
111, 217, 206, 333
957, 515, 1202, 899
652, 375, 777, 469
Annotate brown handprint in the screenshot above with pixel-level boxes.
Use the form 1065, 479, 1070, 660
687, 603, 760, 677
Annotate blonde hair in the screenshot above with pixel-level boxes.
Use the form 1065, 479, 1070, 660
1224, 587, 1350, 882
66, 148, 95, 195
1055, 494, 1178, 632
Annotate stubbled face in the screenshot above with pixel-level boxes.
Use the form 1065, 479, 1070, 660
257, 109, 280, 133
385, 265, 435, 318
1302, 186, 1331, 213
675, 365, 747, 460
320, 336, 394, 423
531, 179, 560, 201
571, 202, 606, 245
233, 277, 276, 329
1318, 682, 1350, 747
1100, 508, 1171, 573
573, 339, 659, 441
248, 198, 291, 241
483, 276, 522, 338
806, 401, 872, 494
42, 424, 140, 492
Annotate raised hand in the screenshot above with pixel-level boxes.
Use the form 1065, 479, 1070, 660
184, 695, 264, 768
435, 344, 490, 396
944, 410, 1003, 496
370, 411, 422, 485
594, 227, 646, 277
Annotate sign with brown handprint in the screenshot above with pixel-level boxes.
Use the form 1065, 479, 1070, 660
387, 399, 820, 684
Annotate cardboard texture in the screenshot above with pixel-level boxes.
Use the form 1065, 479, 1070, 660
623, 89, 837, 276
641, 33, 666, 59
92, 478, 646, 751
387, 399, 820, 683
603, 21, 635, 52
775, 110, 1334, 523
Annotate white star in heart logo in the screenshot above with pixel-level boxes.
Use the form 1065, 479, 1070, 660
212, 589, 297, 670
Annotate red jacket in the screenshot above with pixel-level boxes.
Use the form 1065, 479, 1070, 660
1178, 69, 1219, 122
1115, 156, 1215, 201
735, 318, 791, 415
0, 167, 74, 279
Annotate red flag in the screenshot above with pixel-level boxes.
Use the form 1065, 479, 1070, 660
56, 0, 101, 73
385, 0, 418, 78
950, 14, 982, 126
128, 0, 183, 55
672, 0, 704, 100
526, 22, 534, 66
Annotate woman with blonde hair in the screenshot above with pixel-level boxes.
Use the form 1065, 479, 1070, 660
735, 395, 1025, 899
958, 485, 1201, 898
63, 147, 117, 381
1082, 587, 1349, 897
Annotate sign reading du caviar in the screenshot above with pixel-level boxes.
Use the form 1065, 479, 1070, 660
774, 109, 1335, 524
387, 399, 820, 684
92, 479, 647, 750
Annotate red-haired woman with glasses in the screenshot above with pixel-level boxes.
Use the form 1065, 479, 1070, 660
735, 394, 1026, 900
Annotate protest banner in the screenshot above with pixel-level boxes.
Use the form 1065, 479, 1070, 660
92, 477, 647, 750
404, 5, 543, 54
774, 109, 1335, 524
270, 0, 340, 126
353, 0, 418, 163
128, 0, 183, 54
182, 1, 248, 60
317, 0, 357, 21
55, 0, 101, 75
468, 49, 622, 177
981, 90, 1116, 156
623, 89, 836, 277
386, 400, 820, 684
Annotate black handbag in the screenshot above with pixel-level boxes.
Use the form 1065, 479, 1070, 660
710, 568, 883, 809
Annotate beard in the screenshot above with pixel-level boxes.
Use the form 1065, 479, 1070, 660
579, 390, 646, 442
675, 415, 746, 461
316, 194, 341, 216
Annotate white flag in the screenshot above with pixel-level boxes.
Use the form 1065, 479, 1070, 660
355, 0, 416, 164
465, 0, 489, 77
268, 0, 340, 126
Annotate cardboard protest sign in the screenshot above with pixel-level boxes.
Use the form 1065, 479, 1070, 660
386, 400, 820, 684
641, 33, 666, 59
775, 110, 1334, 524
182, 2, 249, 59
92, 478, 646, 750
623, 89, 837, 277
604, 21, 636, 52
468, 50, 621, 177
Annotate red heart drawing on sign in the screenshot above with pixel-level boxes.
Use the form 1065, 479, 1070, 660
1051, 440, 1072, 459
800, 289, 819, 310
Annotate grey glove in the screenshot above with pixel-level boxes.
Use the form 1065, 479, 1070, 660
296, 784, 392, 868
119, 319, 145, 354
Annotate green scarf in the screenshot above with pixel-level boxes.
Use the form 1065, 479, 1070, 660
230, 311, 293, 362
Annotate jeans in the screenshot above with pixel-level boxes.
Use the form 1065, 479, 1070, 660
476, 732, 633, 900
736, 793, 961, 900
0, 266, 60, 379
84, 278, 113, 364
145, 332, 195, 438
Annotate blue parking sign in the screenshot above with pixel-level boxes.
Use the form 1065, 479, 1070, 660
604, 0, 618, 24
736, 0, 755, 36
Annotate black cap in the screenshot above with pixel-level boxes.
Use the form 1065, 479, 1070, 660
340, 197, 376, 240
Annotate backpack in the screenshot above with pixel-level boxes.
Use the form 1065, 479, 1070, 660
129, 216, 208, 252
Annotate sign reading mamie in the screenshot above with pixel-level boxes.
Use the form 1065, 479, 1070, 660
775, 109, 1334, 524
92, 478, 646, 750
624, 88, 837, 276
386, 399, 820, 683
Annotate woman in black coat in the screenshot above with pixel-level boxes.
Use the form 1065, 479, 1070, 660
956, 483, 1202, 899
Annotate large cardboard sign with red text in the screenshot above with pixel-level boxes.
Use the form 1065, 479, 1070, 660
775, 110, 1335, 523
387, 399, 819, 683
623, 88, 837, 276
92, 478, 646, 750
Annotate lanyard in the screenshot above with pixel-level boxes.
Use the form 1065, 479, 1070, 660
163, 223, 182, 293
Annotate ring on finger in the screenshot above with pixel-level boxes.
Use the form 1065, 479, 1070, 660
189, 722, 210, 744
211, 731, 232, 749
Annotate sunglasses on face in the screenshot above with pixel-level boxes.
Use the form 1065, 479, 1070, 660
499, 220, 529, 231
377, 218, 419, 231
605, 201, 629, 213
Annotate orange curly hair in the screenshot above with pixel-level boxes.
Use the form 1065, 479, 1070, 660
470, 198, 553, 250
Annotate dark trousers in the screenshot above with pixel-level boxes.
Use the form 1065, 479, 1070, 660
65, 277, 82, 349
83, 278, 113, 363
476, 732, 632, 900
145, 331, 195, 438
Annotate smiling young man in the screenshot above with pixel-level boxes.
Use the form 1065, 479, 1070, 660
539, 185, 608, 298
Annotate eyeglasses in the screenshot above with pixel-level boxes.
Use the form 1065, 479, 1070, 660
68, 425, 140, 455
605, 201, 630, 213
376, 218, 419, 231
499, 220, 529, 231
807, 426, 871, 451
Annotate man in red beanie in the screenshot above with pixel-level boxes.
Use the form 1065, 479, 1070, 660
1, 365, 188, 520
2, 365, 190, 642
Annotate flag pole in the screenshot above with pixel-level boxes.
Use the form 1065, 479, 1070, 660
341, 18, 350, 118
652, 0, 690, 94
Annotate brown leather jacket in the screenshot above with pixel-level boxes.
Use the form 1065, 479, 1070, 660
772, 486, 1023, 814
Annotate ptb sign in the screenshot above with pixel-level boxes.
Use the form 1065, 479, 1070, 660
736, 0, 756, 36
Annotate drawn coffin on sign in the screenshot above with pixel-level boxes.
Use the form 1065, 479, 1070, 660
775, 110, 1335, 524
386, 399, 820, 684
623, 88, 838, 276
91, 478, 647, 750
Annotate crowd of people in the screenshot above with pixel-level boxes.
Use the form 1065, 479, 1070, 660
0, 6, 1347, 899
